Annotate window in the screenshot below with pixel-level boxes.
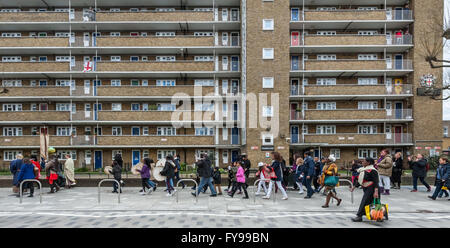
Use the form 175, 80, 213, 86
131, 79, 140, 86
111, 56, 121, 61
55, 79, 75, 87
262, 48, 274, 59
31, 127, 38, 136
316, 102, 336, 110
195, 149, 214, 161
131, 103, 140, 111
56, 127, 76, 136
358, 54, 378, 60
156, 56, 176, 61
156, 32, 175, 37
142, 104, 148, 111
194, 56, 214, 61
262, 19, 274, 30
262, 77, 274, 88
112, 127, 122, 136
358, 125, 378, 134
358, 78, 378, 85
111, 103, 122, 111
2, 56, 21, 62
358, 148, 377, 159
155, 8, 175, 12
194, 79, 214, 86
194, 32, 213, 37
156, 79, 176, 86
111, 79, 121, 86
195, 127, 214, 136
143, 127, 149, 136
316, 125, 336, 134
317, 31, 336, 35
112, 150, 122, 159
302, 125, 308, 134
262, 133, 274, 145
444, 126, 448, 137
3, 127, 22, 136
56, 103, 74, 112
157, 150, 176, 160
358, 101, 378, 110
357, 7, 378, 10
194, 103, 214, 111
143, 150, 150, 158
316, 78, 336, 85
130, 56, 139, 62
358, 30, 378, 35
262, 106, 273, 117
3, 151, 23, 161
2, 104, 22, 111
2, 80, 22, 87
57, 150, 77, 160
317, 7, 337, 10
131, 127, 140, 136
1, 32, 21, 37
157, 103, 176, 111
39, 56, 47, 62
330, 149, 341, 159
157, 127, 176, 136
317, 54, 336, 60
110, 32, 121, 37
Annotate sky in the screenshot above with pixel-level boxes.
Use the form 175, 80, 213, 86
444, 0, 450, 120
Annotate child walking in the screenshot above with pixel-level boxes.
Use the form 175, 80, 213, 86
255, 162, 269, 196
213, 167, 223, 195
137, 158, 156, 195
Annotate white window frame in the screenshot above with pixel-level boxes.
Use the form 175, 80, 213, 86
262, 106, 274, 117
262, 77, 274, 88
358, 148, 378, 159
330, 149, 341, 159
112, 126, 122, 136
262, 19, 274, 30
3, 150, 23, 161
316, 125, 336, 134
262, 48, 274, 59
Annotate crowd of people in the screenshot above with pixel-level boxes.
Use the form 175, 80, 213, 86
8, 149, 450, 222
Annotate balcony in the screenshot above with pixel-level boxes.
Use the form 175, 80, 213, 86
1, 86, 71, 97
0, 111, 70, 122
290, 133, 413, 146
290, 84, 413, 98
96, 10, 214, 22
96, 36, 215, 47
0, 136, 70, 147
96, 135, 215, 146
0, 62, 69, 72
304, 10, 387, 21
0, 11, 68, 22
97, 110, 216, 122
95, 61, 215, 72
290, 109, 413, 122
96, 85, 215, 97
0, 37, 68, 47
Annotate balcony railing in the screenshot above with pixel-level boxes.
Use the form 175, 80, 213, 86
0, 111, 70, 122
291, 34, 413, 46
216, 135, 240, 145
0, 135, 70, 147
292, 9, 413, 21
95, 10, 215, 22
290, 133, 413, 145
290, 109, 413, 121
96, 135, 215, 146
97, 110, 216, 122
0, 86, 71, 96
290, 84, 413, 96
96, 85, 215, 97
290, 59, 413, 71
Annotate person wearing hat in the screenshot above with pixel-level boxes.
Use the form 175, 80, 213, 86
321, 155, 342, 208
212, 166, 223, 195
255, 162, 269, 196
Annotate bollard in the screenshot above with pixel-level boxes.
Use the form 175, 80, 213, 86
176, 179, 198, 203
98, 179, 121, 204
19, 179, 42, 204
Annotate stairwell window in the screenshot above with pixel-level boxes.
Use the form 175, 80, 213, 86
112, 127, 122, 136
262, 77, 274, 88
262, 19, 274, 30
262, 106, 273, 117
262, 48, 274, 59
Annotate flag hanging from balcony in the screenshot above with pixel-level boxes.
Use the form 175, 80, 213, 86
83, 61, 93, 72
40, 131, 49, 160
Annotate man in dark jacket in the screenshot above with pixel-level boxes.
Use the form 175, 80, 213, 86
302, 151, 316, 199
161, 155, 176, 196
192, 153, 217, 197
313, 157, 322, 192
111, 161, 122, 193
408, 154, 431, 192
241, 154, 251, 178
173, 154, 185, 189
10, 154, 23, 189
17, 158, 36, 197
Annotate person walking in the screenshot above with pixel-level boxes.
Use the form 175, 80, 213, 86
229, 161, 249, 199
350, 159, 362, 186
225, 163, 235, 192
160, 155, 176, 196
294, 157, 304, 194
263, 152, 288, 200
45, 155, 60, 193
302, 151, 315, 199
255, 162, 269, 196
192, 153, 217, 197
350, 157, 380, 222
391, 152, 403, 189
114, 153, 123, 169
291, 153, 301, 190
241, 154, 251, 179
375, 149, 393, 195
10, 154, 23, 194
213, 166, 223, 195
321, 155, 342, 208
110, 160, 122, 193
173, 154, 185, 189
64, 154, 76, 188
137, 158, 156, 195
313, 157, 322, 192
17, 158, 36, 198
30, 155, 41, 180
408, 154, 431, 192
428, 157, 450, 200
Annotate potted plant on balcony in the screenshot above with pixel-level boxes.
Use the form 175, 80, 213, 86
149, 104, 158, 111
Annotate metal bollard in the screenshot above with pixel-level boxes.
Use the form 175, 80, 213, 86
176, 179, 198, 203
98, 179, 121, 204
19, 179, 42, 204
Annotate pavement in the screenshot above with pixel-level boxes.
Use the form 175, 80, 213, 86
0, 184, 449, 228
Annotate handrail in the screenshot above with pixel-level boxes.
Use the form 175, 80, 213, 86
338, 179, 353, 204
253, 179, 276, 203
19, 179, 42, 204
175, 179, 198, 203
98, 179, 121, 204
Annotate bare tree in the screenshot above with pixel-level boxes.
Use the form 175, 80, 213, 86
419, 6, 450, 100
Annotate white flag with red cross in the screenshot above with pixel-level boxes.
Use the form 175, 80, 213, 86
83, 61, 93, 72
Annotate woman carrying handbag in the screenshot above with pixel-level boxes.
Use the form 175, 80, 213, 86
321, 155, 342, 208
